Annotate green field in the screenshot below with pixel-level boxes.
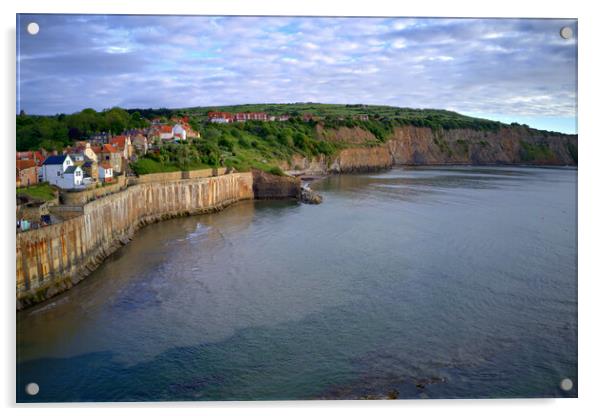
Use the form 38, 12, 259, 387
16, 182, 57, 202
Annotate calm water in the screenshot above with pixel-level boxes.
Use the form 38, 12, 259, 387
16, 166, 577, 402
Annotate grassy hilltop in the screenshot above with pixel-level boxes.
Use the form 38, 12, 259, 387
17, 103, 573, 175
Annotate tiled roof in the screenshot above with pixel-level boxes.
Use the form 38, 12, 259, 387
102, 144, 118, 153
100, 161, 112, 169
16, 159, 37, 170
160, 125, 173, 133
64, 166, 79, 174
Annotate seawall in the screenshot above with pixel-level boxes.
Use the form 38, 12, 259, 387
16, 172, 253, 310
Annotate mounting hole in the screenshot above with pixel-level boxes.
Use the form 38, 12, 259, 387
559, 26, 573, 40
27, 22, 39, 35
560, 378, 573, 391
25, 382, 39, 396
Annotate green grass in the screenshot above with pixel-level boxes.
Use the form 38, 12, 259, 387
16, 182, 57, 202
130, 158, 181, 175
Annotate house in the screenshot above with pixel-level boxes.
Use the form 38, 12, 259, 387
159, 125, 174, 140
63, 166, 84, 188
131, 134, 149, 155
17, 150, 45, 166
98, 162, 114, 183
74, 141, 98, 162
98, 144, 123, 173
208, 111, 233, 123
109, 135, 133, 159
233, 112, 269, 122
172, 123, 187, 141
356, 114, 369, 121
89, 132, 111, 144
82, 160, 99, 181
40, 155, 83, 189
16, 159, 38, 188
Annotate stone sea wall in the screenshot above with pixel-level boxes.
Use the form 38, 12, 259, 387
16, 172, 253, 309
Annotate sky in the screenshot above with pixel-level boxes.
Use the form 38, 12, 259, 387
17, 15, 577, 133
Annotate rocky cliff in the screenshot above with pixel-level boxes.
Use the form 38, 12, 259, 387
283, 125, 577, 174
16, 173, 253, 309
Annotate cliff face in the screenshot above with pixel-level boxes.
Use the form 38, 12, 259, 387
16, 173, 253, 309
252, 169, 300, 199
387, 125, 577, 166
283, 125, 577, 174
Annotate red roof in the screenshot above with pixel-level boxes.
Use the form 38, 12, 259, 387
16, 159, 37, 170
100, 161, 112, 169
109, 135, 127, 149
159, 125, 173, 133
91, 146, 102, 154
102, 144, 118, 153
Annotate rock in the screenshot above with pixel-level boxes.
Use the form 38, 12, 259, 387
300, 187, 323, 204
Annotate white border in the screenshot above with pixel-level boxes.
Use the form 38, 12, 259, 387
2, 1, 601, 415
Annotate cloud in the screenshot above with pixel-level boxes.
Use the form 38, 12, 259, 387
17, 14, 577, 128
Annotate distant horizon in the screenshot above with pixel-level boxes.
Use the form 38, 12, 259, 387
17, 15, 577, 134
16, 102, 577, 135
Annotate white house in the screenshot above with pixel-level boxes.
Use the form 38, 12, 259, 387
172, 123, 187, 141
98, 162, 114, 183
63, 166, 84, 188
41, 155, 71, 185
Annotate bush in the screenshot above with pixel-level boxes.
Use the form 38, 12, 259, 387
268, 166, 285, 176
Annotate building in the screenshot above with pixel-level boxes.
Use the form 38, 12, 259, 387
16, 150, 45, 166
82, 160, 99, 182
109, 135, 133, 159
40, 154, 84, 189
159, 125, 174, 140
208, 111, 233, 123
172, 123, 187, 141
73, 141, 98, 162
98, 162, 114, 183
98, 144, 123, 173
16, 159, 38, 188
131, 134, 149, 155
63, 166, 84, 188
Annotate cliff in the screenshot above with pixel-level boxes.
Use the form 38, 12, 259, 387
282, 125, 577, 173
16, 173, 253, 310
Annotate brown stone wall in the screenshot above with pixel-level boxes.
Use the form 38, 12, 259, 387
16, 172, 254, 309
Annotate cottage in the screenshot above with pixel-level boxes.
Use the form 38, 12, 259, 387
109, 135, 133, 159
159, 125, 174, 140
98, 144, 123, 173
132, 134, 149, 155
172, 123, 187, 141
16, 159, 38, 188
40, 155, 84, 189
82, 160, 99, 181
98, 162, 114, 183
63, 166, 84, 188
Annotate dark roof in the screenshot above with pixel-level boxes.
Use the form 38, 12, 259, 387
42, 155, 67, 165
64, 166, 79, 174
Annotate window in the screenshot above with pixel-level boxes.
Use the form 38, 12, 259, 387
57, 170, 61, 176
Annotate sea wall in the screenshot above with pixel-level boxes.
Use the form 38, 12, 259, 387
16, 172, 253, 309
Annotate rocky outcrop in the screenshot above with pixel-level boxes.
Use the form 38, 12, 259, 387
387, 125, 577, 165
283, 124, 577, 175
16, 173, 253, 310
252, 169, 301, 199
300, 187, 323, 204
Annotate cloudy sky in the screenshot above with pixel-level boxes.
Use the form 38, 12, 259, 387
17, 15, 577, 133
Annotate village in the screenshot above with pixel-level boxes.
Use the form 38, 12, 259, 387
15, 111, 306, 231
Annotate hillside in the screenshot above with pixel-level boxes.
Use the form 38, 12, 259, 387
16, 104, 577, 175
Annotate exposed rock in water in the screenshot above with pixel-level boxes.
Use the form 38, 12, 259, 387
300, 187, 323, 204
252, 169, 301, 199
